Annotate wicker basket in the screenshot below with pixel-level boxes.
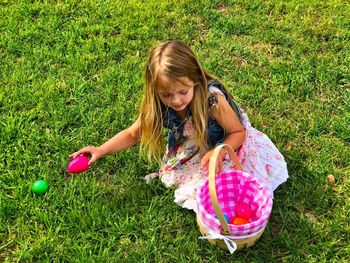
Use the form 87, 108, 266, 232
196, 144, 272, 252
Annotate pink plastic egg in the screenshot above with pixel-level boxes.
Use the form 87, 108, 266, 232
235, 203, 252, 220
67, 156, 89, 174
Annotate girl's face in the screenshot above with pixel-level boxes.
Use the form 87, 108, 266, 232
158, 76, 195, 115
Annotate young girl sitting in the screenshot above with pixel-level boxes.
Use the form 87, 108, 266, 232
70, 40, 288, 211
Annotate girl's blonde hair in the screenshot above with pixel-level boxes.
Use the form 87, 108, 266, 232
139, 40, 215, 163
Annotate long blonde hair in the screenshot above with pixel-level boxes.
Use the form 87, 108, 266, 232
139, 40, 215, 163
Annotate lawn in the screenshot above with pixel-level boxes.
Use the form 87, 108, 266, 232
1, 0, 349, 262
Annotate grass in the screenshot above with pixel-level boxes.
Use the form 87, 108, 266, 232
1, 0, 349, 261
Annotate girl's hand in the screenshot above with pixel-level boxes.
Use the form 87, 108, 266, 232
200, 148, 227, 174
69, 146, 103, 166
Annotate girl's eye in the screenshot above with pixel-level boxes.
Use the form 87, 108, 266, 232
180, 91, 188, 95
162, 94, 171, 98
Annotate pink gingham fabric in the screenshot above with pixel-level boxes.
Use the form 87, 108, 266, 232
196, 170, 273, 236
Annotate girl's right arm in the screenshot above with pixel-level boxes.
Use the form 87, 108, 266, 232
69, 117, 141, 165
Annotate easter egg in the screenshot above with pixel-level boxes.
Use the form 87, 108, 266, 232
327, 174, 335, 185
215, 213, 230, 223
32, 180, 49, 195
235, 203, 252, 219
231, 217, 249, 225
67, 155, 89, 174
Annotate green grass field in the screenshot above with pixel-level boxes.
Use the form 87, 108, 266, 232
1, 0, 349, 262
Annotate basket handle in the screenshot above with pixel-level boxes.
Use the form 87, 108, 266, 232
208, 144, 243, 235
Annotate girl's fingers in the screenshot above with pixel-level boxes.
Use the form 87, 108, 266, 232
216, 160, 223, 172
69, 147, 91, 159
200, 156, 208, 169
69, 153, 78, 159
88, 155, 97, 166
71, 152, 82, 159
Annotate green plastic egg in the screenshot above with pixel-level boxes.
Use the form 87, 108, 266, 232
32, 180, 49, 195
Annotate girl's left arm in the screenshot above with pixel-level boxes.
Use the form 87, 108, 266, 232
200, 94, 246, 171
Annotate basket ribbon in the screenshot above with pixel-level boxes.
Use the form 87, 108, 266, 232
199, 234, 238, 254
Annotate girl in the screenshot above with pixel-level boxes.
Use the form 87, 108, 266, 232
70, 40, 288, 211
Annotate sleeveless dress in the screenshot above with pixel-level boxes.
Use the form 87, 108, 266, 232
145, 83, 288, 211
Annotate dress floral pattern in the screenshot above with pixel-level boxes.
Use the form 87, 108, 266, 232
146, 92, 288, 211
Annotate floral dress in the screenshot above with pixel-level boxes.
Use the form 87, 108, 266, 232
145, 89, 289, 212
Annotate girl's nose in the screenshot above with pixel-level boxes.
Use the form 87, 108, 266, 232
172, 95, 181, 105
